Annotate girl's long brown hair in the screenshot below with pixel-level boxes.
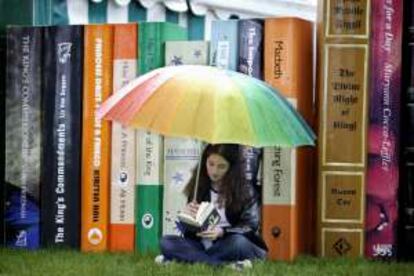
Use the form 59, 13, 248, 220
183, 144, 249, 214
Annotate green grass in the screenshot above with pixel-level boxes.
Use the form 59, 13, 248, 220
1, 249, 414, 276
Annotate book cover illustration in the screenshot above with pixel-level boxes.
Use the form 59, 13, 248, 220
365, 0, 402, 259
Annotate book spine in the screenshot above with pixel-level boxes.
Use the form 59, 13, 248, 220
209, 20, 239, 70
5, 26, 42, 249
211, 20, 262, 205
41, 25, 83, 248
162, 41, 208, 236
163, 138, 200, 235
262, 18, 314, 261
165, 41, 209, 66
316, 0, 371, 257
365, 0, 402, 259
237, 19, 264, 201
109, 23, 137, 252
135, 22, 186, 253
136, 129, 163, 252
400, 0, 414, 260
0, 27, 5, 246
81, 24, 113, 252
136, 23, 163, 253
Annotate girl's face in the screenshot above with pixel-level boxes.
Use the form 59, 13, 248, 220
206, 153, 230, 183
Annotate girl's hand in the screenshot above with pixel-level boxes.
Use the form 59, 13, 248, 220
196, 227, 224, 240
183, 201, 199, 218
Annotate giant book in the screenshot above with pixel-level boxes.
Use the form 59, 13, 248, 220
81, 24, 113, 252
162, 41, 208, 235
237, 19, 263, 200
0, 22, 5, 246
0, 0, 53, 245
316, 0, 371, 257
209, 20, 238, 70
210, 19, 262, 197
262, 18, 314, 261
5, 26, 42, 249
136, 22, 187, 252
109, 23, 137, 252
365, 0, 402, 259
400, 0, 414, 260
0, 2, 51, 245
41, 25, 83, 248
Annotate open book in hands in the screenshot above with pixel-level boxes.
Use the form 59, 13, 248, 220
177, 201, 220, 233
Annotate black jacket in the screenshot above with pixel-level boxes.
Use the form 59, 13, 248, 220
186, 185, 268, 251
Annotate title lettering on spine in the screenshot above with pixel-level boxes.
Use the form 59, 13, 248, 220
92, 38, 103, 223
20, 35, 32, 220
54, 42, 73, 243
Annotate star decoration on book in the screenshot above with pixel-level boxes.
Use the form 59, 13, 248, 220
193, 50, 202, 59
172, 172, 185, 186
170, 55, 183, 66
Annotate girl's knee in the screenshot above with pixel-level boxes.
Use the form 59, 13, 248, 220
228, 235, 251, 251
228, 235, 266, 259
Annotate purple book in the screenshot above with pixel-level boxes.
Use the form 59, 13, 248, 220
365, 0, 403, 259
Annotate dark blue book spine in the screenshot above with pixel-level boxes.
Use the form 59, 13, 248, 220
5, 26, 42, 249
41, 25, 83, 248
237, 19, 264, 197
0, 31, 5, 246
238, 19, 264, 79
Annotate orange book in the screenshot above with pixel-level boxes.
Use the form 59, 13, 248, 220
109, 23, 138, 252
81, 24, 114, 252
262, 18, 314, 261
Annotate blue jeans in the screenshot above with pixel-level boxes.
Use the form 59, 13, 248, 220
160, 234, 267, 265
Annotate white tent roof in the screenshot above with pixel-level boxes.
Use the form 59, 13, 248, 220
137, 0, 317, 21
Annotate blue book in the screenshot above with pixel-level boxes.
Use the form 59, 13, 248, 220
209, 20, 239, 70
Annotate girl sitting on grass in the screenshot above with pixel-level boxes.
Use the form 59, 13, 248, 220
156, 144, 267, 270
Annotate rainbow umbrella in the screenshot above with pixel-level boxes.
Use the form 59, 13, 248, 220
98, 65, 315, 147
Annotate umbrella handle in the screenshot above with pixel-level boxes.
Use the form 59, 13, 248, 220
193, 142, 206, 202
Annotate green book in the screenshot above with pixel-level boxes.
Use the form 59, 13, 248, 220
136, 22, 187, 253
138, 22, 187, 74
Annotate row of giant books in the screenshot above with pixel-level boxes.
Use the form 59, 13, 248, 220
2, 22, 188, 251
4, 9, 413, 261
1, 18, 317, 260
4, 11, 411, 262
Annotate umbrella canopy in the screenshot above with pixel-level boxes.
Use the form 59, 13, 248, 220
98, 65, 315, 147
